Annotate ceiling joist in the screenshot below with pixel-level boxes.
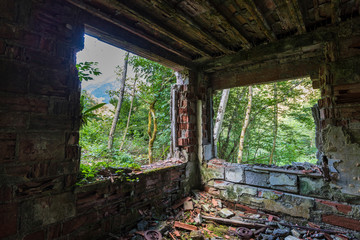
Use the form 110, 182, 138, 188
238, 0, 277, 41
208, 0, 252, 49
286, 0, 307, 34
155, 0, 234, 54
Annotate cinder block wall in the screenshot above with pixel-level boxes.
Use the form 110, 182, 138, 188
0, 1, 187, 239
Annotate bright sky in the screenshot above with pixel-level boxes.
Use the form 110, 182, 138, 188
76, 34, 135, 89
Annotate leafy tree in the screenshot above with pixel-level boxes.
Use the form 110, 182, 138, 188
129, 56, 175, 163
76, 62, 105, 127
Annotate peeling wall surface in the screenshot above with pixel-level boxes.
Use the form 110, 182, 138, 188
202, 159, 360, 231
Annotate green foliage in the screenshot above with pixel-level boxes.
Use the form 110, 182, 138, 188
215, 77, 320, 165
76, 61, 101, 82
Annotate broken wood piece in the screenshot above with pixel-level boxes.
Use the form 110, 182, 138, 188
201, 215, 267, 228
135, 231, 145, 236
169, 232, 177, 240
174, 221, 198, 231
253, 166, 322, 178
172, 197, 192, 209
173, 230, 181, 237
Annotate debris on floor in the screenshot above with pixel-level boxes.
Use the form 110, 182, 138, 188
107, 191, 359, 240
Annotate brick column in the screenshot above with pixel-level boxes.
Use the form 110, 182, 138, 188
317, 41, 360, 196
0, 0, 83, 238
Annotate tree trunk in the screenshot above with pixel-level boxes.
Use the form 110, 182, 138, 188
214, 89, 230, 145
269, 83, 278, 165
148, 102, 157, 164
107, 51, 129, 150
119, 76, 137, 152
237, 86, 253, 163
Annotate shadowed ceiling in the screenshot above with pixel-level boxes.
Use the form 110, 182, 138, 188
67, 0, 360, 87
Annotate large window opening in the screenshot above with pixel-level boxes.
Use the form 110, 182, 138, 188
76, 35, 176, 184
213, 77, 320, 166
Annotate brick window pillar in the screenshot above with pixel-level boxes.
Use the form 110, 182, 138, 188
317, 42, 360, 196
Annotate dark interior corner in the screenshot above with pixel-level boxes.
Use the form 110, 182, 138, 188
1, 0, 360, 239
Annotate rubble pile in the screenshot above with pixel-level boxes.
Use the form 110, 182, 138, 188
107, 191, 358, 240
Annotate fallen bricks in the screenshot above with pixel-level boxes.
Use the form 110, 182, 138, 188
106, 191, 360, 240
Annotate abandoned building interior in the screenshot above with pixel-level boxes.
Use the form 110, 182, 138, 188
1, 0, 360, 239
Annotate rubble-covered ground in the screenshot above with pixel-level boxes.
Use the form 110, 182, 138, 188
105, 191, 359, 240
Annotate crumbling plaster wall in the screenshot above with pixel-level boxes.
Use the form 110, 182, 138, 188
0, 1, 188, 239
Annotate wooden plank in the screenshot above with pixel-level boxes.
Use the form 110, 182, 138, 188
201, 215, 268, 228
286, 0, 307, 34
67, 0, 199, 60
174, 221, 198, 231
107, 0, 214, 57
253, 166, 323, 178
237, 0, 277, 41
208, 0, 252, 49
209, 58, 321, 89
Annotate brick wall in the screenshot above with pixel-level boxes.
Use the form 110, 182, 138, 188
0, 0, 83, 239
0, 1, 187, 239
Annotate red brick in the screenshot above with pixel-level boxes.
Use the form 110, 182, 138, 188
235, 204, 257, 214
0, 185, 12, 202
0, 95, 49, 113
62, 212, 98, 235
24, 230, 45, 240
0, 133, 16, 163
181, 115, 189, 123
322, 214, 360, 231
0, 203, 17, 238
47, 224, 61, 240
18, 132, 65, 162
39, 38, 55, 53
181, 100, 188, 107
316, 199, 352, 214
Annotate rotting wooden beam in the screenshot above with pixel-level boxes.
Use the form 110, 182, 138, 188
157, 0, 234, 54
313, 0, 320, 21
210, 57, 321, 90
66, 0, 209, 59
208, 0, 252, 49
286, 0, 307, 34
331, 0, 341, 24
199, 27, 334, 72
237, 0, 277, 41
83, 12, 195, 71
112, 0, 217, 57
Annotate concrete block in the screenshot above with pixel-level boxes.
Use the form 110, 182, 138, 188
263, 194, 314, 219
225, 164, 244, 183
299, 177, 325, 196
269, 173, 298, 193
245, 170, 269, 187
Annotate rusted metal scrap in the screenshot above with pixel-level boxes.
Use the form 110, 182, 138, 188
144, 230, 162, 240
236, 227, 253, 239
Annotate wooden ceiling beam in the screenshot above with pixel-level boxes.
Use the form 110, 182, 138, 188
113, 0, 220, 57
237, 0, 277, 41
200, 26, 338, 72
67, 0, 212, 58
156, 0, 234, 54
331, 0, 341, 24
286, 0, 307, 34
208, 0, 252, 49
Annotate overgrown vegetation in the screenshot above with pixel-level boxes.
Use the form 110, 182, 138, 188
77, 52, 319, 184
214, 78, 319, 165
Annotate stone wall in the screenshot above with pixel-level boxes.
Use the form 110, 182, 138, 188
202, 159, 360, 231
